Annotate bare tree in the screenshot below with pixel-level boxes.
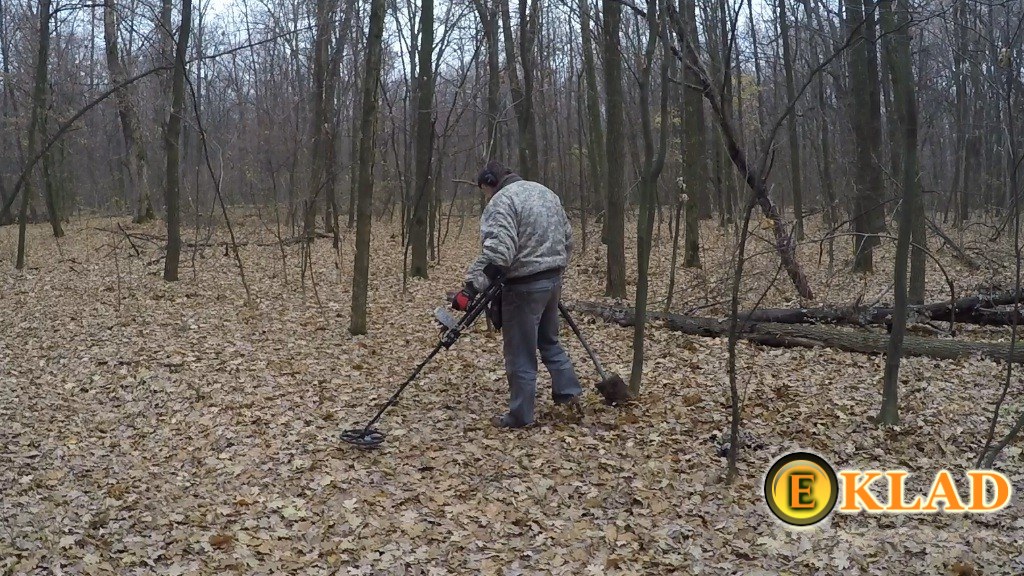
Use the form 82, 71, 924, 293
629, 0, 672, 396
104, 0, 155, 224
163, 0, 193, 281
602, 0, 627, 298
876, 0, 920, 425
350, 0, 387, 335
472, 0, 502, 165
777, 0, 804, 239
845, 0, 887, 273
498, 0, 539, 178
0, 0, 14, 227
679, 0, 705, 269
579, 0, 605, 227
410, 0, 435, 278
16, 0, 53, 269
304, 0, 340, 240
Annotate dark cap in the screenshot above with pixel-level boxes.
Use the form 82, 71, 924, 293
476, 160, 511, 188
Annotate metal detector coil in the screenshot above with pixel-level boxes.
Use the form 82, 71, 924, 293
341, 275, 505, 448
341, 428, 386, 448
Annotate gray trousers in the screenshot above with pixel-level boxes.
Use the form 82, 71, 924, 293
501, 276, 583, 425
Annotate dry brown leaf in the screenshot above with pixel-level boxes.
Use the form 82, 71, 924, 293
209, 534, 234, 549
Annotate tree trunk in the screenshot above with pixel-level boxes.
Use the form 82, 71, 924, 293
41, 115, 63, 238
163, 0, 192, 281
519, 0, 540, 179
17, 0, 52, 269
962, 62, 983, 224
348, 68, 360, 230
305, 0, 337, 241
671, 12, 815, 299
705, 0, 727, 225
498, 0, 537, 178
845, 0, 886, 272
747, 0, 767, 144
877, 0, 920, 425
602, 0, 627, 298
0, 0, 15, 226
777, 0, 804, 240
629, 0, 670, 397
474, 0, 502, 160
803, 0, 836, 265
680, 0, 704, 268
103, 0, 154, 223
350, 0, 386, 335
948, 0, 966, 226
410, 0, 434, 279
579, 0, 605, 229
665, 181, 684, 311
325, 8, 353, 246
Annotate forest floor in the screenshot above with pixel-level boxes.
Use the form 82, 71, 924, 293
2, 210, 1023, 575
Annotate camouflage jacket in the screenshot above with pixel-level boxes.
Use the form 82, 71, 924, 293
466, 175, 573, 291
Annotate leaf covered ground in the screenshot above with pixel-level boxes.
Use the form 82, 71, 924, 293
2, 212, 1023, 575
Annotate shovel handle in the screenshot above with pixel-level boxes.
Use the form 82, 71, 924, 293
558, 302, 609, 380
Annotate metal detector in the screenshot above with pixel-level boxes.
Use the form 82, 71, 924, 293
340, 277, 503, 448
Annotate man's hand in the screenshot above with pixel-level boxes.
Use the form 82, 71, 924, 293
483, 263, 508, 283
451, 283, 478, 311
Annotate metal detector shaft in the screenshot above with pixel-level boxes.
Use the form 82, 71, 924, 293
356, 341, 445, 436
350, 276, 504, 439
558, 302, 609, 380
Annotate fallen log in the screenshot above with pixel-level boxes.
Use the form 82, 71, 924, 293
741, 289, 1024, 327
571, 301, 1024, 363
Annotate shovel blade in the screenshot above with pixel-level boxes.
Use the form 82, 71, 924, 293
596, 374, 631, 405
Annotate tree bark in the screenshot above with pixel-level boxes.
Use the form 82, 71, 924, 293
602, 0, 627, 298
680, 0, 704, 268
845, 0, 887, 272
350, 0, 386, 335
629, 0, 670, 396
103, 0, 154, 223
498, 0, 537, 178
579, 0, 605, 227
473, 0, 502, 161
878, 0, 918, 424
163, 0, 192, 281
410, 0, 434, 278
17, 0, 52, 269
777, 0, 804, 240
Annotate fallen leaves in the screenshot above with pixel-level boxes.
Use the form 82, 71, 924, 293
1, 216, 1022, 574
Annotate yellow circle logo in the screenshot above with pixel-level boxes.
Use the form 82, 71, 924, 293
764, 452, 838, 526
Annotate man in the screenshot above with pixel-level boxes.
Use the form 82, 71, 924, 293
452, 160, 583, 428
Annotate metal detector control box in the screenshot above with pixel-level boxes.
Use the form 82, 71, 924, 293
434, 307, 461, 348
